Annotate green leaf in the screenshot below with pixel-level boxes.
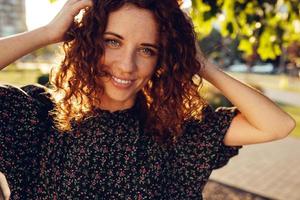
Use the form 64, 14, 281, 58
190, 0, 300, 61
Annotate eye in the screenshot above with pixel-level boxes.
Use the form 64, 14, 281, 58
104, 39, 120, 48
139, 48, 156, 57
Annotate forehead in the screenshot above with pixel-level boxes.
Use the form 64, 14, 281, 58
105, 4, 159, 42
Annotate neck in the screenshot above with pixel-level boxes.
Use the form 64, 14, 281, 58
96, 95, 136, 113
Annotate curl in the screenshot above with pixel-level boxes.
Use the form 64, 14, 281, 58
48, 0, 207, 145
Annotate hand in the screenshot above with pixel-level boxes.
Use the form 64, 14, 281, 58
0, 172, 10, 200
194, 41, 218, 81
45, 0, 93, 43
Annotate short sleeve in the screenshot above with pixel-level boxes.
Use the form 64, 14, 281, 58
205, 105, 243, 169
0, 84, 53, 195
160, 105, 242, 198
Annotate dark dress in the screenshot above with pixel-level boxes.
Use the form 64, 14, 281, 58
0, 84, 242, 200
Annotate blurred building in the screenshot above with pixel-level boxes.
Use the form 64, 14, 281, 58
0, 0, 27, 37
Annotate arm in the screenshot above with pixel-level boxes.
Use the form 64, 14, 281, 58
0, 27, 51, 70
200, 59, 296, 146
0, 1, 93, 199
0, 0, 93, 70
0, 172, 10, 200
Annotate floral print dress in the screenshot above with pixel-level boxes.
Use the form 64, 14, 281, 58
0, 84, 242, 200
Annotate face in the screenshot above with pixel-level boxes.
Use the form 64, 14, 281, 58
98, 4, 159, 111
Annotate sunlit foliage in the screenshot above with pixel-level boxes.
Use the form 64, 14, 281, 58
191, 0, 300, 60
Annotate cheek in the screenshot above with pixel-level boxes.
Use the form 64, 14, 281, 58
139, 65, 156, 80
137, 58, 158, 76
101, 50, 115, 66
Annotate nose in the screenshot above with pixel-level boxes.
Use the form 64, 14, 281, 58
116, 48, 137, 74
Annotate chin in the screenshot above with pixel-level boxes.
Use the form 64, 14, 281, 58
104, 89, 136, 105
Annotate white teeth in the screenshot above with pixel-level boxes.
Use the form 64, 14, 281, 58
112, 76, 132, 84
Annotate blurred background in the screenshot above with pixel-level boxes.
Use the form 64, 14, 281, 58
0, 0, 299, 199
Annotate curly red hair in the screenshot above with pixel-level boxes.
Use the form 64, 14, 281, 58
49, 0, 207, 145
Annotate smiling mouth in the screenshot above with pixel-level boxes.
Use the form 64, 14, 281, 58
111, 76, 133, 84
109, 73, 136, 88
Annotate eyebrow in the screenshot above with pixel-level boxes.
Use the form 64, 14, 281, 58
104, 32, 124, 39
104, 31, 159, 50
141, 43, 159, 50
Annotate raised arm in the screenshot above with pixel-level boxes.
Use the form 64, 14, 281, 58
199, 57, 296, 146
0, 1, 93, 199
0, 0, 93, 70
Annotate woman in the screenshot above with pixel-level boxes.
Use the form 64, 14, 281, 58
0, 0, 295, 199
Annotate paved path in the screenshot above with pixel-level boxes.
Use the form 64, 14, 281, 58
209, 136, 300, 200
225, 72, 300, 107
264, 88, 300, 107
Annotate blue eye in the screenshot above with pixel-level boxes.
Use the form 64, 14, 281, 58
104, 39, 120, 48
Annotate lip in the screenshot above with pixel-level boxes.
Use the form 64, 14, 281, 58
110, 74, 135, 89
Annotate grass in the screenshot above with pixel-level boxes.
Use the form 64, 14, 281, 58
0, 69, 43, 86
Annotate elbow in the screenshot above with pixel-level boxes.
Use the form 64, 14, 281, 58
275, 116, 296, 140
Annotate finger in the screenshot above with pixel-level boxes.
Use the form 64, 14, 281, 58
0, 173, 10, 200
72, 0, 93, 11
65, 0, 81, 6
68, 0, 93, 18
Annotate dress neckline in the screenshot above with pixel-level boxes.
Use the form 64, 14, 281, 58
94, 106, 136, 116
